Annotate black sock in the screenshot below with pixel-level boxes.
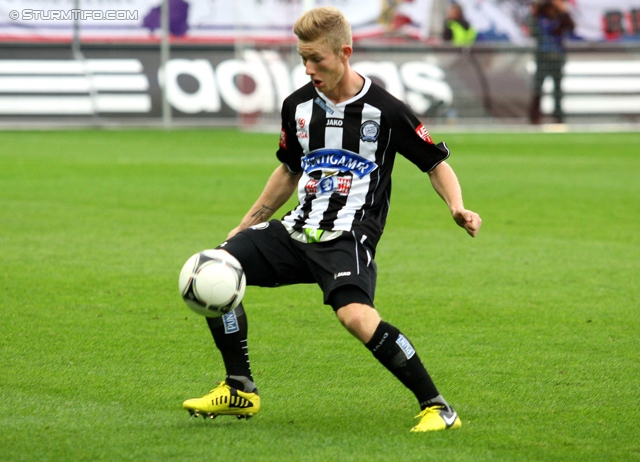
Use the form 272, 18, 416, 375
365, 321, 439, 408
206, 303, 256, 393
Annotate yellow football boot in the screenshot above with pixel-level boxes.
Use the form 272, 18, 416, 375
410, 405, 462, 432
183, 381, 260, 420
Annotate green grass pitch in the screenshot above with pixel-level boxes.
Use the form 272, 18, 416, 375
1, 129, 639, 461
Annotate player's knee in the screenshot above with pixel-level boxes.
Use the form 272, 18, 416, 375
335, 303, 380, 343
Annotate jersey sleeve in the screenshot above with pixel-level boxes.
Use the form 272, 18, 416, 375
276, 98, 303, 174
392, 104, 450, 172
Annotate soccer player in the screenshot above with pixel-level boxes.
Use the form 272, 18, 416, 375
182, 6, 482, 432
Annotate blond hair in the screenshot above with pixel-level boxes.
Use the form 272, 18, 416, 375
293, 6, 352, 55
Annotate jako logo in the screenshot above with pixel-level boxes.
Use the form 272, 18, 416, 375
372, 332, 389, 352
334, 271, 351, 279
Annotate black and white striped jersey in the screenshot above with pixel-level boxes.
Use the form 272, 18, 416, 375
276, 76, 450, 246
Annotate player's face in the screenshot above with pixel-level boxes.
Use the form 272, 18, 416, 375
298, 39, 348, 98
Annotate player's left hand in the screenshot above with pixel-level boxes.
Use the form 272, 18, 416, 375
452, 209, 482, 237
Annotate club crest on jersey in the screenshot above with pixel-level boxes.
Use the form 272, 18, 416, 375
305, 174, 352, 196
360, 120, 380, 142
301, 149, 378, 179
314, 97, 334, 115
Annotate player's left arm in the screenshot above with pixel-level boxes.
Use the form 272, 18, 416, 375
428, 161, 482, 238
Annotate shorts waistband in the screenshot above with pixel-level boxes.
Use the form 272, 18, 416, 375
281, 221, 344, 244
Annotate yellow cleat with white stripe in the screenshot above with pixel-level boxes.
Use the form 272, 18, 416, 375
183, 381, 260, 420
410, 405, 462, 432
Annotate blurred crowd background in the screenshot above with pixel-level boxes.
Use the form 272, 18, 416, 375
1, 0, 639, 127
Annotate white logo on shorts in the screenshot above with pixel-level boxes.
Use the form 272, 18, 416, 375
334, 271, 351, 280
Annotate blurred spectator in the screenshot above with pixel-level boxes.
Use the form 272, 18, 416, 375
443, 3, 490, 116
143, 0, 190, 37
443, 3, 477, 46
529, 0, 574, 124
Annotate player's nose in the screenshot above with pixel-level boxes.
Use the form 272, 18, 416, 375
305, 62, 315, 75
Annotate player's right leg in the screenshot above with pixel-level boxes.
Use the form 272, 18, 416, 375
182, 300, 260, 418
184, 220, 313, 419
182, 378, 261, 419
182, 233, 267, 419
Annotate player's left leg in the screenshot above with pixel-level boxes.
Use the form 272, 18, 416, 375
332, 296, 461, 432
306, 234, 460, 431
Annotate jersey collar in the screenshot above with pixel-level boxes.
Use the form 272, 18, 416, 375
314, 74, 371, 109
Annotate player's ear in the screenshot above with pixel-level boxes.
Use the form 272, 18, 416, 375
340, 45, 352, 62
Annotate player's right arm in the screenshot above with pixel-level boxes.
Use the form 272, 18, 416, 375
227, 164, 301, 239
226, 92, 303, 239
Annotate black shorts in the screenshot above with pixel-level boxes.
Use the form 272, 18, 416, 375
219, 220, 377, 309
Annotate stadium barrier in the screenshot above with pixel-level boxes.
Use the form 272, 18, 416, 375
1, 42, 639, 126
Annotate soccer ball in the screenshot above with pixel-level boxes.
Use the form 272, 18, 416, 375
179, 249, 246, 317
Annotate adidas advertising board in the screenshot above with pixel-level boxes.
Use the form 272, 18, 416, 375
1, 46, 639, 119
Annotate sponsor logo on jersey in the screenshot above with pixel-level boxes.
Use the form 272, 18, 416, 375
305, 175, 352, 196
326, 118, 343, 127
296, 117, 309, 139
314, 96, 334, 115
360, 120, 380, 142
222, 311, 240, 334
279, 128, 287, 149
396, 334, 416, 359
415, 124, 433, 144
301, 149, 378, 179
